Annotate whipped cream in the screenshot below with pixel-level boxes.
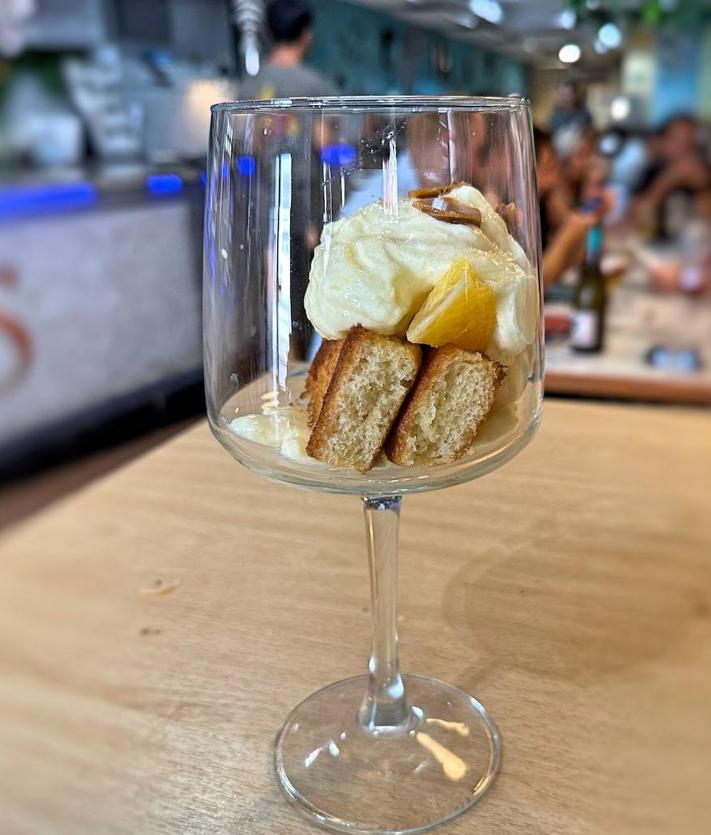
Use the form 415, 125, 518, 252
446, 184, 531, 272
304, 185, 538, 361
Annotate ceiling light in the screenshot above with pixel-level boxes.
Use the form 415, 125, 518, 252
598, 22, 623, 49
593, 38, 608, 54
610, 96, 631, 121
468, 0, 504, 25
556, 10, 577, 30
245, 45, 260, 76
558, 43, 581, 63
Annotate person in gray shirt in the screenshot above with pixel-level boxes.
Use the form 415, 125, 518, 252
239, 0, 337, 100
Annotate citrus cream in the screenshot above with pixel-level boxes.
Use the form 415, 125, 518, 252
304, 185, 538, 362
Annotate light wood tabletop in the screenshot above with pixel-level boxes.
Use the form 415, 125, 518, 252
1, 400, 710, 835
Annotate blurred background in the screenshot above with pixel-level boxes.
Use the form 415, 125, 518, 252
1, 0, 710, 526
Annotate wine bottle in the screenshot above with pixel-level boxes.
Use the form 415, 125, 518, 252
570, 225, 606, 353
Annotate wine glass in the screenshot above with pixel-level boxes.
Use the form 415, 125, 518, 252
204, 96, 543, 834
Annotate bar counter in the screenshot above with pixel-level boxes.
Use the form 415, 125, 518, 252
1, 400, 709, 834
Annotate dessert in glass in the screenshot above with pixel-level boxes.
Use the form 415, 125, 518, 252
204, 96, 543, 833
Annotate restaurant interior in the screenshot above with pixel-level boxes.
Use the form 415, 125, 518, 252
0, 0, 710, 521
1, 3, 710, 834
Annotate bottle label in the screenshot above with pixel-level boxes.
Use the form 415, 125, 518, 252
570, 311, 598, 348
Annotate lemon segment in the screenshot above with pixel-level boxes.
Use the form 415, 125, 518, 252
406, 259, 497, 352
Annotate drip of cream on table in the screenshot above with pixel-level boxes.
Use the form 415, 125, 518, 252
304, 183, 538, 366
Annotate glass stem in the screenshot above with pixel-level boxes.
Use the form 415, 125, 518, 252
359, 495, 409, 731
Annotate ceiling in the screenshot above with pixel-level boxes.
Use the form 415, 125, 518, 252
347, 0, 622, 69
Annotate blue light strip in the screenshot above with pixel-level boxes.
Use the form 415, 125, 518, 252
0, 182, 98, 220
237, 156, 256, 176
146, 173, 184, 194
320, 144, 357, 167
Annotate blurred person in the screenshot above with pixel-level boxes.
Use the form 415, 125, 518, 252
580, 150, 613, 212
566, 130, 617, 221
533, 129, 614, 287
534, 127, 570, 247
630, 127, 666, 193
632, 114, 711, 239
607, 129, 650, 192
541, 197, 612, 289
601, 128, 650, 223
239, 0, 336, 100
548, 81, 592, 158
641, 186, 711, 295
562, 129, 599, 205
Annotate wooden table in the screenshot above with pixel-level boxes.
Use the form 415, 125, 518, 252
1, 401, 710, 835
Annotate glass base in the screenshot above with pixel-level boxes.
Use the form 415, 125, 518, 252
274, 674, 501, 834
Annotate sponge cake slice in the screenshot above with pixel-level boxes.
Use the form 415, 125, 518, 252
306, 326, 422, 472
386, 346, 503, 467
304, 338, 344, 427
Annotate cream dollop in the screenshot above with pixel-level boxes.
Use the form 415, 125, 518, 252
229, 406, 311, 462
304, 185, 538, 359
446, 184, 531, 272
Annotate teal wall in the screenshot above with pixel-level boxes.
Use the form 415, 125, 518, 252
651, 29, 704, 124
307, 0, 527, 97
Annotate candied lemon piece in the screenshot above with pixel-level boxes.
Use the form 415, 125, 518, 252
406, 259, 497, 352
